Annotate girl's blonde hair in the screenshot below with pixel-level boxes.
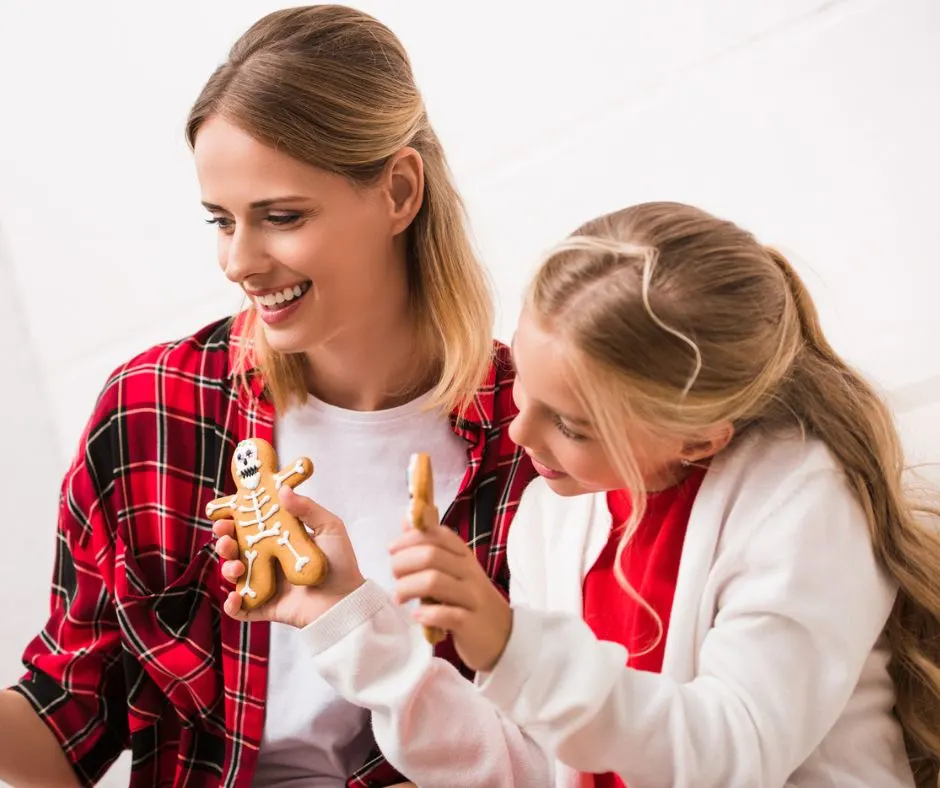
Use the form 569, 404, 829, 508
528, 201, 940, 786
186, 5, 493, 414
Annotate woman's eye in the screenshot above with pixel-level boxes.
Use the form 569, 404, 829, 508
266, 213, 303, 226
205, 216, 234, 231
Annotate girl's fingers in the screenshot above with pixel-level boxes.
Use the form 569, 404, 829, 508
411, 604, 468, 633
394, 570, 472, 608
389, 521, 471, 557
390, 543, 468, 581
389, 524, 436, 553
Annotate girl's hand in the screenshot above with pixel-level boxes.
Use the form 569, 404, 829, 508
389, 520, 513, 672
212, 486, 365, 629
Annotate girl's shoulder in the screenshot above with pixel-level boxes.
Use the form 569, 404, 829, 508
706, 429, 876, 570
709, 428, 849, 515
511, 429, 856, 553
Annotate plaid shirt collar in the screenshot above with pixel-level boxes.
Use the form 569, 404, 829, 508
227, 312, 496, 438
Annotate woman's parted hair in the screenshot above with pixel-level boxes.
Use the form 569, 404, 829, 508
187, 5, 493, 415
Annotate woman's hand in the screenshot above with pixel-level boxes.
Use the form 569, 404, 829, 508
213, 486, 365, 629
389, 520, 513, 672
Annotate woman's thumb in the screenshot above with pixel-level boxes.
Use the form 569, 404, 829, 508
278, 485, 342, 530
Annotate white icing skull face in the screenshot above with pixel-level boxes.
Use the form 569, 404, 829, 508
234, 439, 262, 490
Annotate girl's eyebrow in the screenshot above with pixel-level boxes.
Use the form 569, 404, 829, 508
510, 334, 591, 427
555, 408, 592, 427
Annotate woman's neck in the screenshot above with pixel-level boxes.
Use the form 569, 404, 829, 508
303, 311, 436, 412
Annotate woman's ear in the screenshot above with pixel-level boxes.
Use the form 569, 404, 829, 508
382, 147, 424, 236
680, 422, 735, 464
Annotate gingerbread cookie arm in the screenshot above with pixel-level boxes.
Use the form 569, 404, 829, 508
274, 457, 314, 490
407, 453, 446, 646
206, 494, 237, 521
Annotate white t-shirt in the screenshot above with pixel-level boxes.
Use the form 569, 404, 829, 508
253, 391, 468, 787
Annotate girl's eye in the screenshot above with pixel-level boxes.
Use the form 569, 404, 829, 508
553, 414, 587, 441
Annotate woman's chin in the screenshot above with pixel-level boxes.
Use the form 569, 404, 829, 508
256, 323, 314, 355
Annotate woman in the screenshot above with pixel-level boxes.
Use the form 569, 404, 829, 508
0, 6, 536, 787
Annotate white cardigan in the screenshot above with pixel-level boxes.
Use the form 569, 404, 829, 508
302, 431, 915, 787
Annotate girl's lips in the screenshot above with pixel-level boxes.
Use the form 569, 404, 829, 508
530, 455, 567, 480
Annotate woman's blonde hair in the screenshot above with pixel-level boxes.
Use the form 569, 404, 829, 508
528, 201, 940, 786
186, 5, 493, 414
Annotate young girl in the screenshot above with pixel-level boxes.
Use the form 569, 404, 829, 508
1, 6, 536, 788
216, 201, 940, 786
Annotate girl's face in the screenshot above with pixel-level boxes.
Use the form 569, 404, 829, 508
508, 308, 691, 497
193, 116, 420, 356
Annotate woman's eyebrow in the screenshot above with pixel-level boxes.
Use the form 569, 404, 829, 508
201, 195, 311, 211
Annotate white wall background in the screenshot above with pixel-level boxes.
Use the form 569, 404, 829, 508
1, 0, 938, 784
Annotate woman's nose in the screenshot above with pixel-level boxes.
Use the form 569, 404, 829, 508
221, 227, 270, 284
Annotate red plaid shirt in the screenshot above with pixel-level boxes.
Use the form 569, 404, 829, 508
12, 315, 535, 787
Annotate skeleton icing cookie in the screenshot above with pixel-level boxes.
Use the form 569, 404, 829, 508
206, 438, 328, 610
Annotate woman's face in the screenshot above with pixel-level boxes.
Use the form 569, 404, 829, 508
193, 116, 420, 355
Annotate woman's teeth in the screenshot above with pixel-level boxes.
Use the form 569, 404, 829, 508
255, 283, 310, 310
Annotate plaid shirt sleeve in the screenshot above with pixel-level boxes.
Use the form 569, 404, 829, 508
11, 378, 129, 786
8, 329, 536, 788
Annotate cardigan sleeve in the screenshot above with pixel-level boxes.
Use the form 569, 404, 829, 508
301, 581, 552, 787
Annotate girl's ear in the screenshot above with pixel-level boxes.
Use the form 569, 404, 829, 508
680, 422, 735, 464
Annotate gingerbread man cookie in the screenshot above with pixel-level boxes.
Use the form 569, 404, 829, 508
206, 438, 328, 610
407, 452, 446, 645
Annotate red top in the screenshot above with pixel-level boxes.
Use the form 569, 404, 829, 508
582, 466, 707, 788
13, 314, 535, 788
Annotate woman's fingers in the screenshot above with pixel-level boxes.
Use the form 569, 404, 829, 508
215, 534, 240, 561
220, 558, 245, 584
222, 590, 247, 620
212, 519, 236, 539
